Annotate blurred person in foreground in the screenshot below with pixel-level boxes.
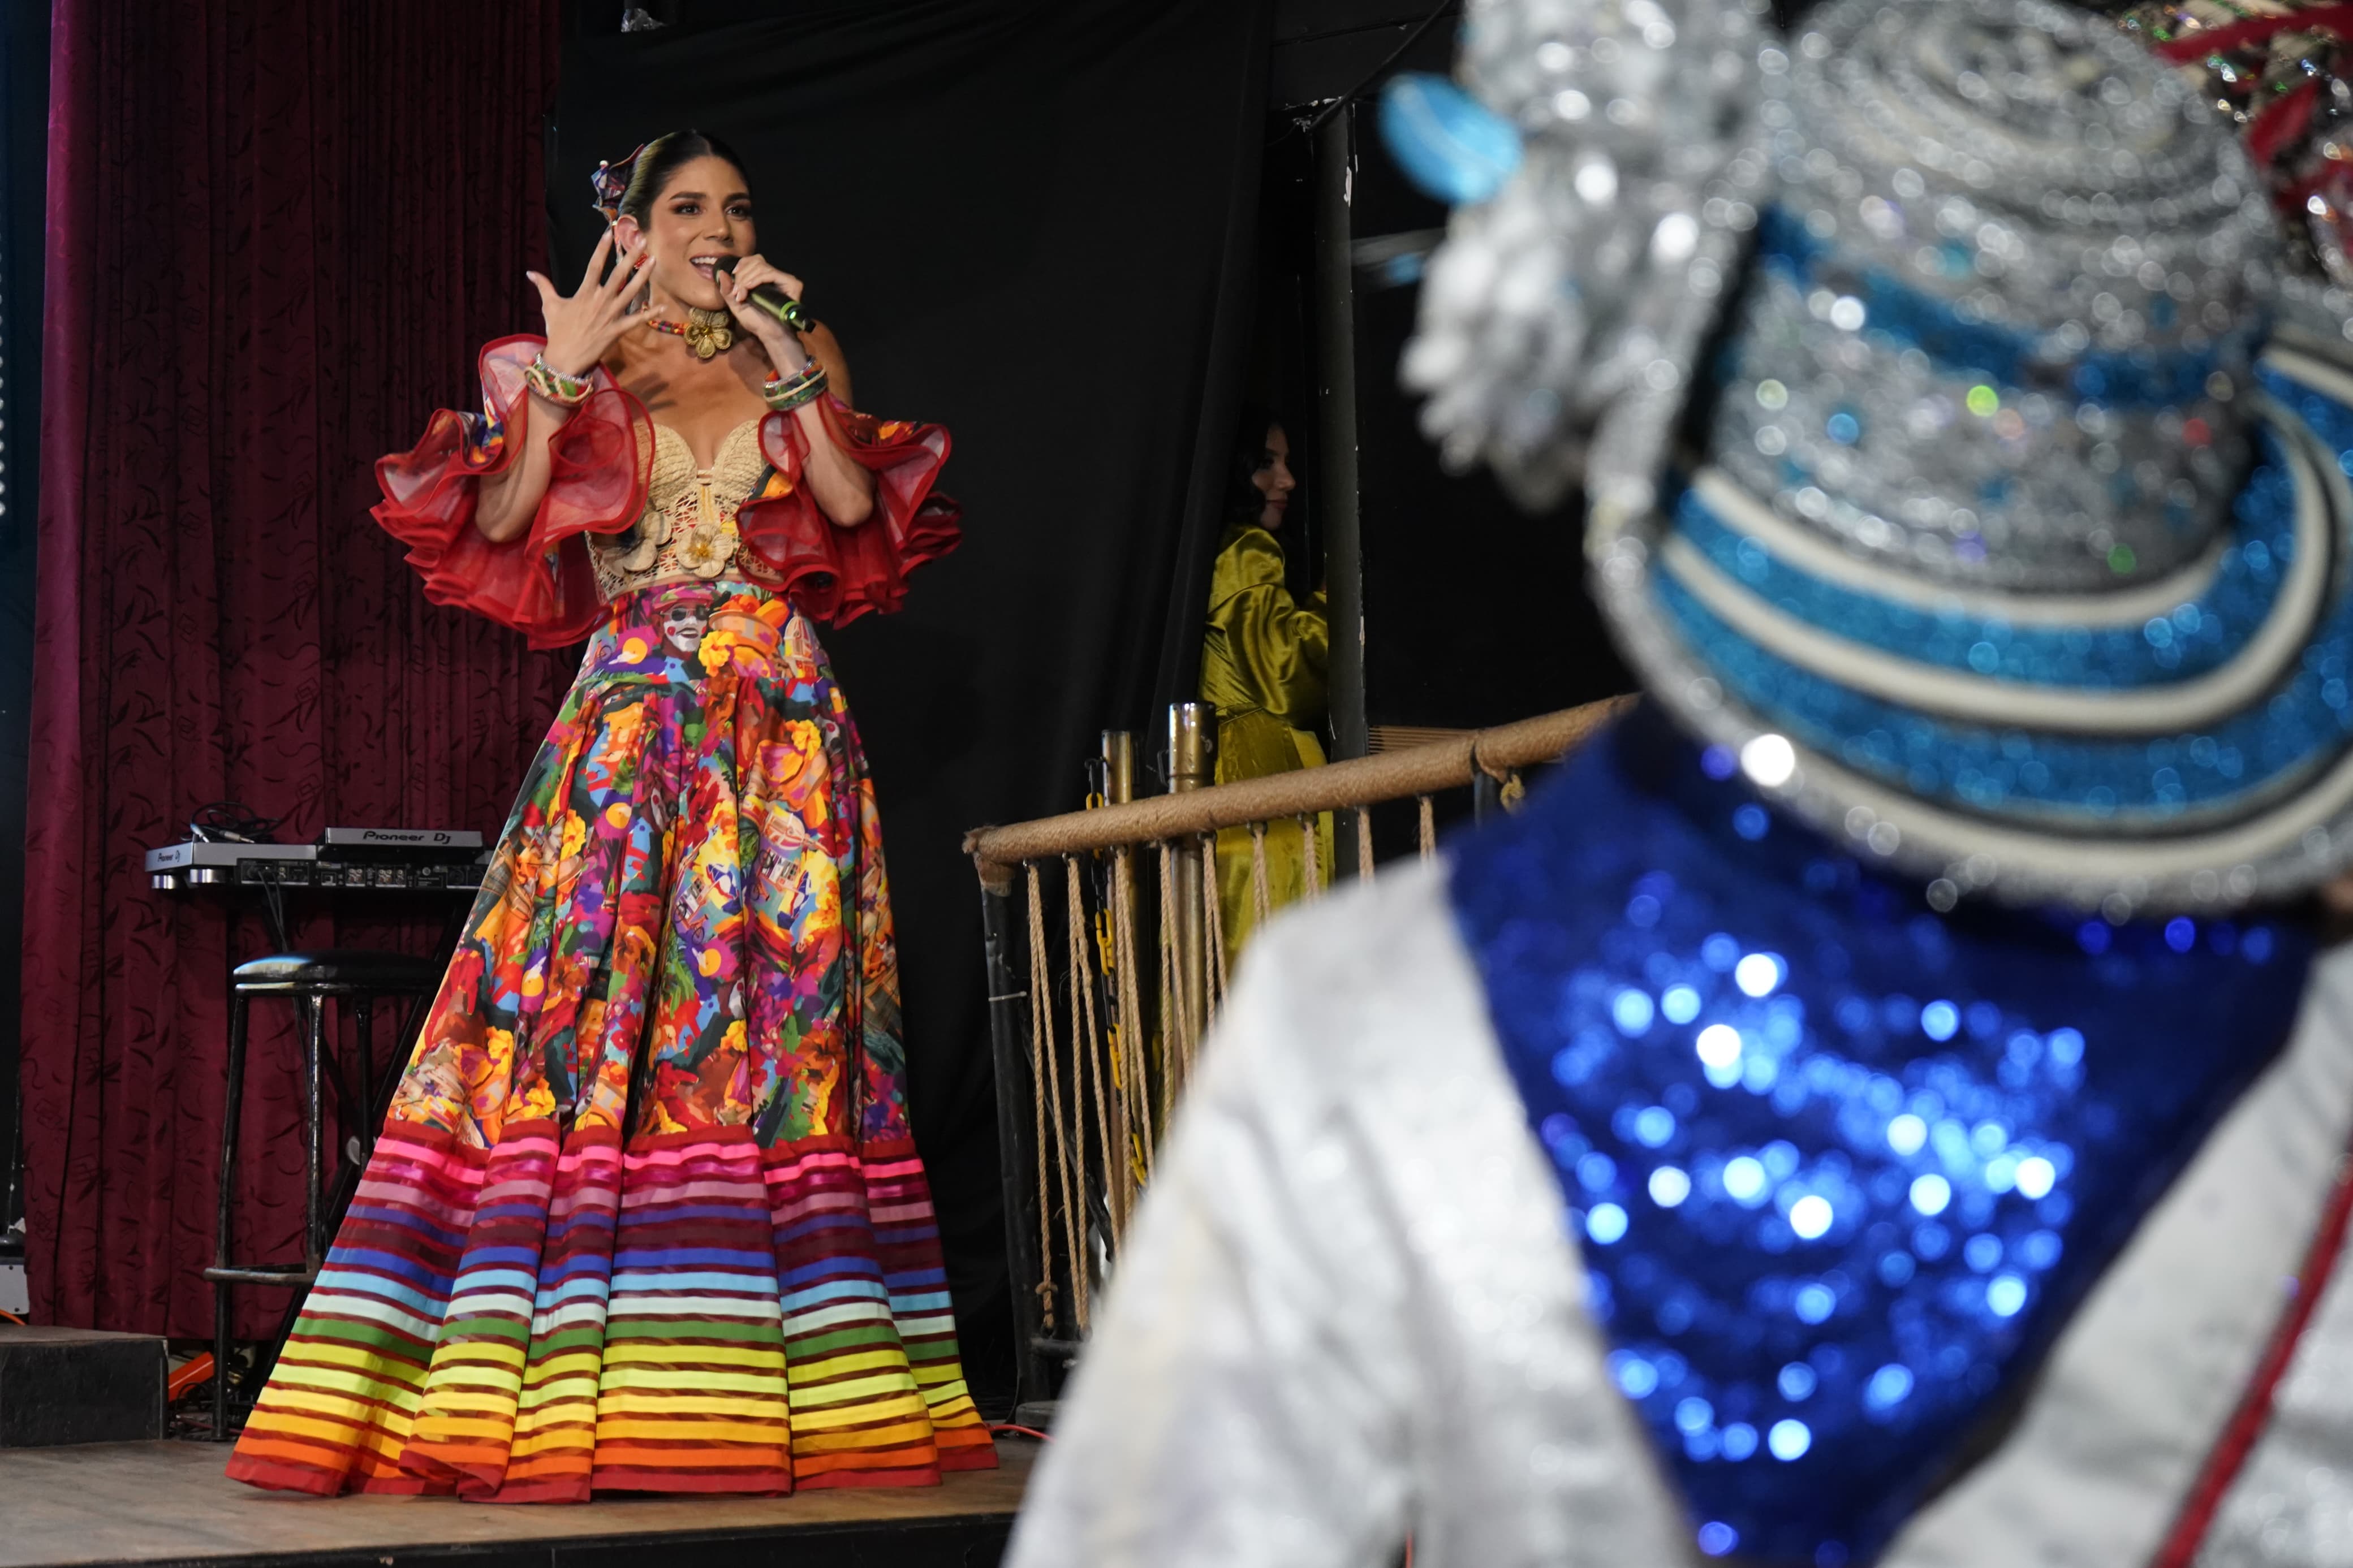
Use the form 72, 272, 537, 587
1008, 1, 2353, 1564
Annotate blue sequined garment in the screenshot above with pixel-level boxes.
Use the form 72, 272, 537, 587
1449, 711, 2316, 1566
1671, 472, 2290, 691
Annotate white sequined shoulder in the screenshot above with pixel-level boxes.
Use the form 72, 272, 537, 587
1008, 862, 1695, 1568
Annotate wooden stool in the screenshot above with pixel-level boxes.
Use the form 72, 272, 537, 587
205, 950, 439, 1439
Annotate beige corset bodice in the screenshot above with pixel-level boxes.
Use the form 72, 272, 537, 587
589, 420, 783, 600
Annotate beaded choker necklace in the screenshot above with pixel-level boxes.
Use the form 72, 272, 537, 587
647, 305, 734, 361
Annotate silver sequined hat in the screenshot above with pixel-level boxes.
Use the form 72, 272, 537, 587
1400, 0, 2353, 916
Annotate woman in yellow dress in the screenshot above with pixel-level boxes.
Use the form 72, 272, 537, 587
1200, 412, 1332, 967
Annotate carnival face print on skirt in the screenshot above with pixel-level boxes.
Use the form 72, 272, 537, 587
408, 584, 904, 1155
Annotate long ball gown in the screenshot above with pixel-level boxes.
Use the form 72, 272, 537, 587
222, 336, 993, 1500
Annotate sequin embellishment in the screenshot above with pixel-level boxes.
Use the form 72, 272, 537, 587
1636, 357, 2353, 840
1671, 477, 2289, 689
1449, 713, 2313, 1563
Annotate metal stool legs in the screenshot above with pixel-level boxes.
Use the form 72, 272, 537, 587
205, 978, 432, 1440
211, 989, 251, 1442
206, 990, 324, 1440
301, 996, 325, 1276
352, 996, 374, 1161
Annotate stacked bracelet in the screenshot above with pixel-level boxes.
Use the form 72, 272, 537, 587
762, 360, 829, 413
523, 355, 594, 406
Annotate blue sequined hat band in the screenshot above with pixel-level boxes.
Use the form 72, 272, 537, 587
1655, 362, 2340, 735
1664, 471, 2273, 691
1597, 322, 2353, 913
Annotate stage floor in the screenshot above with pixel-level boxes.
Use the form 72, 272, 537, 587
0, 1437, 1034, 1567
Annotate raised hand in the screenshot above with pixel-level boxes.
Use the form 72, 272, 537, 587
525, 229, 650, 378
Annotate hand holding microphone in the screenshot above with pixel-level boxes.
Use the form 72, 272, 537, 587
716, 254, 813, 340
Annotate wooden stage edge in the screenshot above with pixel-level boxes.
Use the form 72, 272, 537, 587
0, 1437, 1036, 1568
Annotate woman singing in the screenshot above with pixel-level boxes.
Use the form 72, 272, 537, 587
225, 131, 989, 1501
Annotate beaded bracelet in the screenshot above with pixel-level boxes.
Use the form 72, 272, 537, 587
523, 355, 594, 406
762, 360, 829, 413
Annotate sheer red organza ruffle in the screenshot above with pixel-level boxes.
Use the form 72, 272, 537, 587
374, 338, 961, 646
373, 335, 652, 650
741, 400, 962, 625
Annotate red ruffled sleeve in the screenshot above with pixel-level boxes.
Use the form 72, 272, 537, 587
373, 335, 653, 649
738, 398, 962, 625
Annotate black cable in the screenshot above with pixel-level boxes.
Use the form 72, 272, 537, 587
1, 1067, 22, 1243
188, 801, 282, 845
1298, 0, 1458, 141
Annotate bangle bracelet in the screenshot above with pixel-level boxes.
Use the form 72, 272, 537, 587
764, 356, 822, 392
762, 360, 828, 413
524, 355, 594, 406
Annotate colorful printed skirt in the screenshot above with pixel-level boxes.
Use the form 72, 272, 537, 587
225, 580, 994, 1500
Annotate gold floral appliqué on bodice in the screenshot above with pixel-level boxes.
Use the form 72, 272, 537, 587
590, 420, 782, 599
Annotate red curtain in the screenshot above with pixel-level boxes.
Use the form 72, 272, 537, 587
24, 1, 569, 1332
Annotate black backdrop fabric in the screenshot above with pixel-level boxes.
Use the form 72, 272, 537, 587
550, 0, 1269, 1396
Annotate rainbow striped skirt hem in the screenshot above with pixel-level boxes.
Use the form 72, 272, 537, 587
224, 1120, 994, 1500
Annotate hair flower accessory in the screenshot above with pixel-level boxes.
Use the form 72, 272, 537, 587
591, 143, 647, 224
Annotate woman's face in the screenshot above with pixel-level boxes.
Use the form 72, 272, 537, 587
1251, 424, 1296, 530
616, 154, 756, 315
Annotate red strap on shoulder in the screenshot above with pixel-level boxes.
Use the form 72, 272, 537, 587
2151, 1125, 2353, 1567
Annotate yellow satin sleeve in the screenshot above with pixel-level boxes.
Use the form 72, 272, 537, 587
1200, 524, 1329, 733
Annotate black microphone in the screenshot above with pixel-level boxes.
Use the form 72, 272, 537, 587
712, 256, 812, 334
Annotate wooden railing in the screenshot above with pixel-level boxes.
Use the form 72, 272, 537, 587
962, 695, 1631, 1416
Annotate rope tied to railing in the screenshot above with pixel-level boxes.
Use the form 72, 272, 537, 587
1065, 857, 1127, 1239
1024, 862, 1084, 1332
1157, 840, 1192, 1108
1021, 865, 1056, 1332
1201, 831, 1230, 1031
1112, 848, 1153, 1183
1249, 821, 1273, 930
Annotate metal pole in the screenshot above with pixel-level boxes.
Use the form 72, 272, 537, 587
1104, 732, 1137, 956
212, 993, 249, 1441
1103, 731, 1135, 806
302, 997, 326, 1273
1472, 771, 1502, 825
1167, 704, 1213, 1058
978, 862, 1050, 1410
1314, 105, 1369, 872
